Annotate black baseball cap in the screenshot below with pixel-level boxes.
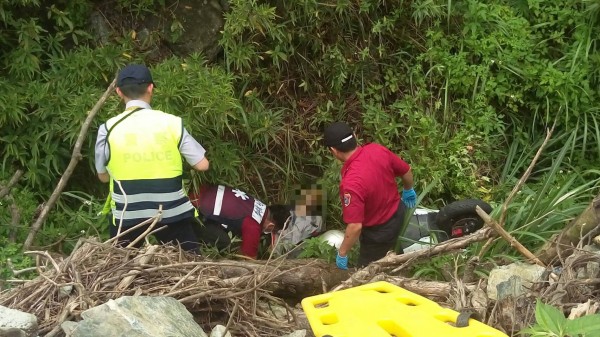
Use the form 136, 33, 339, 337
117, 64, 155, 87
324, 122, 354, 147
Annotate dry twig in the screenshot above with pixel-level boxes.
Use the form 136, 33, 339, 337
476, 206, 545, 267
24, 79, 117, 250
334, 227, 494, 291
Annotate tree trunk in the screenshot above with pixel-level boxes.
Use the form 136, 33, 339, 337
223, 261, 477, 302
217, 259, 350, 301
537, 192, 600, 264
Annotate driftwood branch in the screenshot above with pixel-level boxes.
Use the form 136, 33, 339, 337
476, 206, 545, 267
384, 275, 478, 299
127, 206, 162, 248
334, 227, 495, 291
116, 245, 159, 291
24, 79, 116, 250
336, 272, 479, 300
104, 215, 160, 245
537, 192, 600, 264
0, 169, 24, 199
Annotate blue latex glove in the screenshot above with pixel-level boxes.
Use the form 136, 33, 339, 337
402, 188, 417, 208
336, 252, 348, 270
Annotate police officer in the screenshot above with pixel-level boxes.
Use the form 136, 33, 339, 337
94, 64, 209, 252
323, 122, 417, 269
188, 184, 290, 258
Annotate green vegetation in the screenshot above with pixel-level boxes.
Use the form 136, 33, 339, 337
2, 0, 600, 282
299, 237, 360, 266
520, 299, 600, 337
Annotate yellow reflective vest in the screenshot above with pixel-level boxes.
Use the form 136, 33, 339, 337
105, 108, 194, 226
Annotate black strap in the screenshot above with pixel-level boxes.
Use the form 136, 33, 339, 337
106, 107, 145, 139
177, 118, 184, 148
104, 107, 144, 165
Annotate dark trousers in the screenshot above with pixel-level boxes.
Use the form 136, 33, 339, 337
193, 218, 232, 251
358, 201, 405, 267
109, 216, 200, 253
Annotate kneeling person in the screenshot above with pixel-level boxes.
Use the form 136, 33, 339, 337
189, 184, 290, 258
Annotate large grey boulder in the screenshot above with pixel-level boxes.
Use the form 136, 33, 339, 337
88, 0, 226, 61
0, 327, 28, 337
63, 296, 207, 337
487, 263, 546, 300
0, 306, 38, 337
165, 0, 226, 60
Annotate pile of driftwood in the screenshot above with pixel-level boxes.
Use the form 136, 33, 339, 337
2, 210, 598, 337
0, 237, 347, 337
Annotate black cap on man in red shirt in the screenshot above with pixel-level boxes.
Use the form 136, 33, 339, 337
324, 122, 356, 149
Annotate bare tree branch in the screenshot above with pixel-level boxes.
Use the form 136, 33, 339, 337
0, 169, 24, 199
334, 227, 495, 291
24, 79, 116, 250
476, 205, 545, 267
478, 125, 554, 258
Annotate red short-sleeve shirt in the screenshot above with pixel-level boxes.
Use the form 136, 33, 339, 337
339, 143, 410, 226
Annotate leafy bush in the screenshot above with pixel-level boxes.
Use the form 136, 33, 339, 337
3, 0, 600, 250
0, 238, 35, 290
519, 299, 600, 337
298, 237, 359, 266
0, 182, 39, 245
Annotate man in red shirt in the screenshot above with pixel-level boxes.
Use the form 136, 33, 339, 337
188, 184, 290, 258
324, 122, 417, 269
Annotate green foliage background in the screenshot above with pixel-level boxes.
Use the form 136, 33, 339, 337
2, 0, 600, 265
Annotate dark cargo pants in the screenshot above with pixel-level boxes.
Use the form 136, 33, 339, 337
358, 201, 405, 267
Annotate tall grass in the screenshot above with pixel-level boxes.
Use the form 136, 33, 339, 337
409, 127, 600, 280
481, 129, 600, 261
